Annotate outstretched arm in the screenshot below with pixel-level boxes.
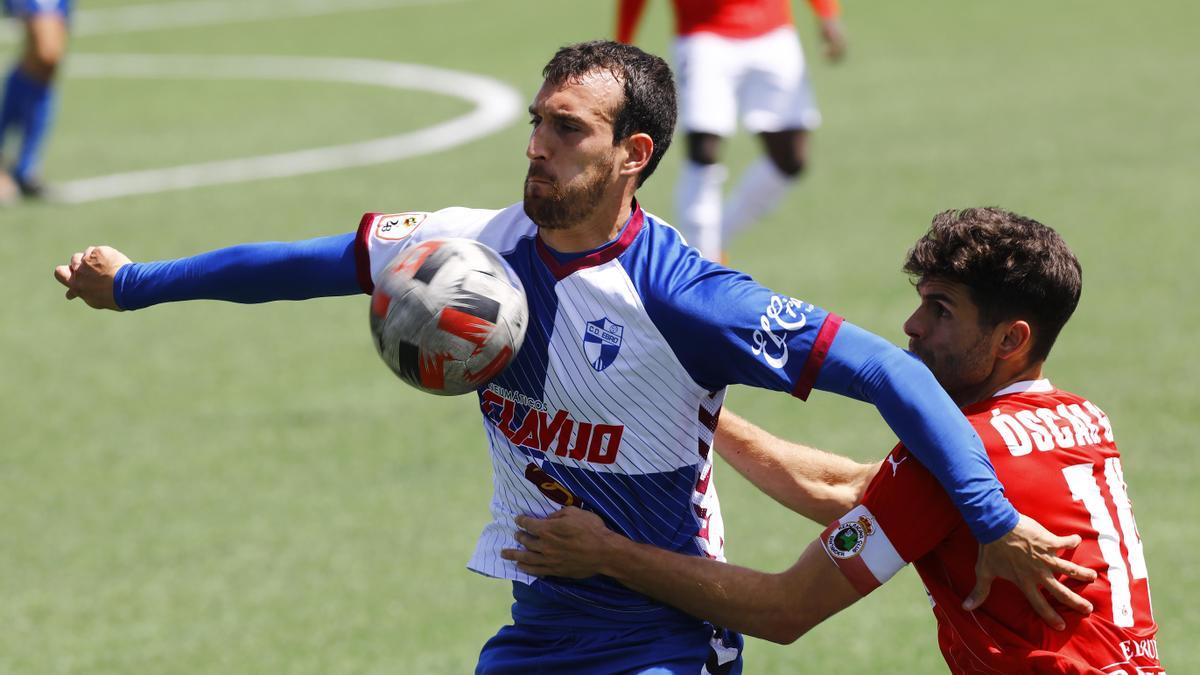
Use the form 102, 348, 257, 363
54, 233, 363, 311
714, 409, 878, 524
503, 507, 861, 644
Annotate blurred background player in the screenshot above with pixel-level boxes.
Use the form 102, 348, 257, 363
506, 208, 1162, 673
617, 0, 846, 260
0, 0, 69, 202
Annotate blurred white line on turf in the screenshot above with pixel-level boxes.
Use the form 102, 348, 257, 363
0, 0, 467, 43
53, 55, 523, 204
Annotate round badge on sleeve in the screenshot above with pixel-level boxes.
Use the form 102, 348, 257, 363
826, 516, 875, 559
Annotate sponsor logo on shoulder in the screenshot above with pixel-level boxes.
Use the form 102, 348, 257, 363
752, 295, 814, 369
373, 212, 427, 241
826, 515, 875, 559
583, 317, 624, 372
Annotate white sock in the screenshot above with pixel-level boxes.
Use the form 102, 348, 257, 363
675, 161, 727, 261
722, 158, 796, 240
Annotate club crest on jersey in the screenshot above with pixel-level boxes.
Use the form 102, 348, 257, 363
583, 317, 624, 372
826, 516, 874, 559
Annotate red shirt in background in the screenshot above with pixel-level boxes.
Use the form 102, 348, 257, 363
617, 0, 839, 43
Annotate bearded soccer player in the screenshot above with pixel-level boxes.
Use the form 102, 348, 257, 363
505, 208, 1162, 673
57, 42, 1090, 673
617, 0, 846, 261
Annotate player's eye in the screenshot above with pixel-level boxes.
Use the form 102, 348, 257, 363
923, 300, 950, 318
528, 116, 541, 127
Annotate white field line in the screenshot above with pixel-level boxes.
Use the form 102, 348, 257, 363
0, 0, 466, 44
54, 55, 523, 204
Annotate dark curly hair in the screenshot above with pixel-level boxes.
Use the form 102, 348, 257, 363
903, 207, 1082, 362
542, 40, 676, 187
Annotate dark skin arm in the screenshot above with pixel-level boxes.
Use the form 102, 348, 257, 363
818, 17, 847, 62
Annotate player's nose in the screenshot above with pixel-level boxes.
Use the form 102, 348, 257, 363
526, 127, 548, 161
902, 310, 923, 340
525, 144, 541, 163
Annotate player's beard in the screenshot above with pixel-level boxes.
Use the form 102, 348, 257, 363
523, 164, 611, 231
912, 338, 994, 406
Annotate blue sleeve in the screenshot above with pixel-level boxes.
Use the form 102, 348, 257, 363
633, 251, 837, 396
815, 322, 1019, 543
625, 226, 1017, 541
114, 233, 364, 310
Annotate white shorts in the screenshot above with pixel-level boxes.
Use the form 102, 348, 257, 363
673, 26, 821, 136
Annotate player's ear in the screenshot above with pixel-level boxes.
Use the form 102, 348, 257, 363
619, 132, 653, 178
995, 320, 1033, 361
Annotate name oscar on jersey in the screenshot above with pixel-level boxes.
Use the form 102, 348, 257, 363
988, 399, 1113, 456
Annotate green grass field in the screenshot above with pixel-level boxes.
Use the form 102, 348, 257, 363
3, 0, 1197, 672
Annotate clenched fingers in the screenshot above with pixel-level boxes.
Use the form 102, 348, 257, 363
58, 250, 88, 300
54, 263, 80, 299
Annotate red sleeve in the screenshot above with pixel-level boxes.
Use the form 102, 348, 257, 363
819, 446, 960, 595
355, 212, 378, 294
863, 447, 961, 561
616, 0, 649, 43
808, 0, 840, 20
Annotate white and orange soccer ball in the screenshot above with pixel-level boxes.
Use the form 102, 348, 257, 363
369, 238, 528, 395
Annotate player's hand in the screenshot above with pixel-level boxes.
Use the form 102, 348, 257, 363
964, 514, 1098, 630
501, 507, 620, 578
819, 18, 847, 62
54, 245, 131, 310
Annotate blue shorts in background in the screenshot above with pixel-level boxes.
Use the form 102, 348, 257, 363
4, 0, 71, 18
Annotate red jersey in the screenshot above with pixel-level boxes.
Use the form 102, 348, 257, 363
821, 380, 1161, 674
616, 0, 839, 43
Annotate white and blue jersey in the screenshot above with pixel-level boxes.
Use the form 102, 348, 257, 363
355, 202, 842, 623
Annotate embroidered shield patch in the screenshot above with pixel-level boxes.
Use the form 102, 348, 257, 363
583, 317, 623, 372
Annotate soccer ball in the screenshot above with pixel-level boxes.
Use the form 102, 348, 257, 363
369, 238, 528, 395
